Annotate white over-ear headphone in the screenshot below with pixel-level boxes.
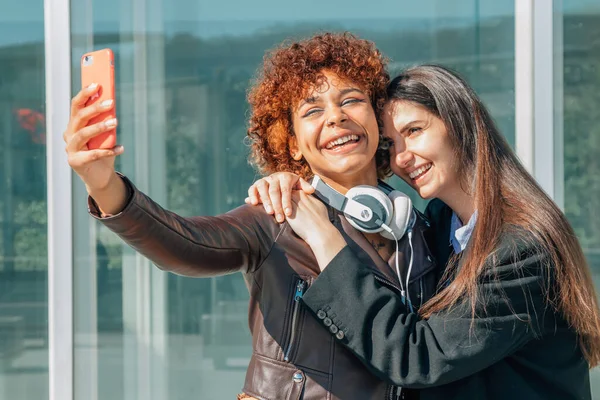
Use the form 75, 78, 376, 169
311, 175, 418, 312
311, 175, 415, 240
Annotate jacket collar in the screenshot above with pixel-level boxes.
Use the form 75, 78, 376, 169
332, 209, 402, 286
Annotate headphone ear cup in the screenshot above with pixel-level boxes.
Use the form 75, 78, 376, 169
379, 190, 413, 240
345, 186, 393, 233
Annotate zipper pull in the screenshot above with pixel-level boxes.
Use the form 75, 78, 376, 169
294, 280, 306, 301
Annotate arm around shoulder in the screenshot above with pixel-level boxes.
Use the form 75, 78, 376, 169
302, 237, 553, 388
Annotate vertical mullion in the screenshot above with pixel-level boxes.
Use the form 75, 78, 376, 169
515, 0, 534, 174
533, 0, 556, 198
44, 0, 74, 399
553, 0, 565, 210
146, 0, 169, 397
132, 0, 152, 397
515, 0, 557, 199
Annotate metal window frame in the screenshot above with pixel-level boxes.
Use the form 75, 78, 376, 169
533, 0, 557, 200
515, 0, 563, 205
553, 0, 564, 210
44, 0, 73, 398
515, 0, 534, 173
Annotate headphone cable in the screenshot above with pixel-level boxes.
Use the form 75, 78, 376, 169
406, 229, 414, 313
379, 223, 414, 313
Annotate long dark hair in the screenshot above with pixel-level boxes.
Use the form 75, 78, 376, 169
387, 64, 600, 366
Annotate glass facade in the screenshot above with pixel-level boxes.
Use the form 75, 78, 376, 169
0, 0, 597, 398
0, 1, 48, 399
69, 1, 516, 398
560, 0, 600, 393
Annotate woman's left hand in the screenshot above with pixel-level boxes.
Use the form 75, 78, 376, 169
287, 191, 346, 270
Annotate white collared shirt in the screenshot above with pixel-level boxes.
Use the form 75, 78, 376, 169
449, 210, 478, 254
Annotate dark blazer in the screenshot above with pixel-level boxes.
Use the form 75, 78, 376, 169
301, 199, 591, 400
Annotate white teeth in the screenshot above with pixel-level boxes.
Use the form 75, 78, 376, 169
325, 134, 359, 149
409, 163, 432, 179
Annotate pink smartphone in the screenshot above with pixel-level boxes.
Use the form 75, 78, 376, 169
81, 48, 116, 150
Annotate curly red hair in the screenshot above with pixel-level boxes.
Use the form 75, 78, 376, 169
247, 32, 391, 179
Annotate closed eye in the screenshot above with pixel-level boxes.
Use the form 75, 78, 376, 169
342, 98, 364, 106
303, 108, 322, 118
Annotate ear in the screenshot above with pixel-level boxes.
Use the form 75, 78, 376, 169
289, 136, 303, 161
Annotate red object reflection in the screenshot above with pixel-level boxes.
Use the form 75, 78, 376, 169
13, 108, 46, 144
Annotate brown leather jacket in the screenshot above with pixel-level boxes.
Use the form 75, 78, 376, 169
88, 175, 438, 400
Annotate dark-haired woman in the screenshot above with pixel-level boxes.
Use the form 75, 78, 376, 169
247, 64, 600, 399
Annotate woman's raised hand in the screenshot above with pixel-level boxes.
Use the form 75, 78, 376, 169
245, 172, 315, 223
63, 84, 127, 215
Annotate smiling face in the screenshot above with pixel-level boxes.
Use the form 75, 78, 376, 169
383, 100, 464, 203
289, 70, 380, 192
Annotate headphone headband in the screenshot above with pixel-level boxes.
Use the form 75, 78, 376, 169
310, 176, 373, 222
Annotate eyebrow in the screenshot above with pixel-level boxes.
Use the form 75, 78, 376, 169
340, 87, 364, 96
398, 120, 427, 133
299, 96, 319, 107
298, 87, 365, 108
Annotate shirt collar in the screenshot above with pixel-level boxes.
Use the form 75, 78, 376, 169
450, 210, 478, 254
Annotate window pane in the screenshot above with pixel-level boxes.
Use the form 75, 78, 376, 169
559, 1, 600, 394
71, 1, 515, 398
0, 2, 48, 399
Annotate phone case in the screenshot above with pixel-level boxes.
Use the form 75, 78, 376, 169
81, 48, 116, 150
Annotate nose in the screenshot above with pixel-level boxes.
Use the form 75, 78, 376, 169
325, 107, 347, 127
393, 144, 414, 170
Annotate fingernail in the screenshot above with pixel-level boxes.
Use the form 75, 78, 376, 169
284, 207, 292, 216
114, 145, 124, 153
101, 99, 113, 107
88, 83, 98, 90
265, 205, 273, 213
276, 214, 284, 222
105, 118, 117, 127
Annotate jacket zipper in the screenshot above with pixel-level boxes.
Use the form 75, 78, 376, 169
387, 385, 403, 400
386, 384, 400, 400
374, 274, 415, 312
373, 274, 403, 295
284, 279, 306, 362
386, 385, 393, 400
